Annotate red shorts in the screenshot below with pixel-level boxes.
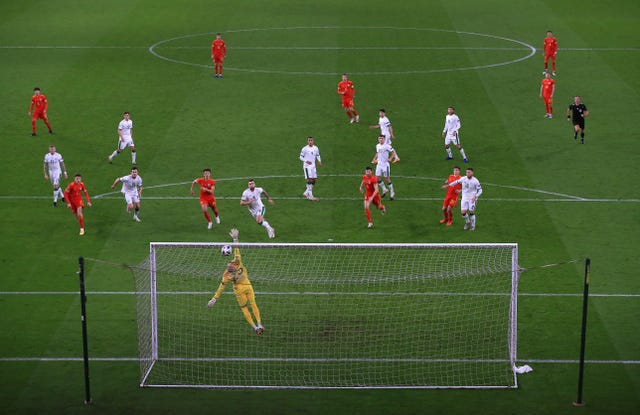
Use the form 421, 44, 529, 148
68, 201, 84, 214
213, 54, 225, 63
341, 97, 354, 109
365, 193, 382, 207
544, 52, 556, 61
32, 111, 48, 121
543, 95, 553, 104
200, 197, 216, 207
443, 195, 459, 208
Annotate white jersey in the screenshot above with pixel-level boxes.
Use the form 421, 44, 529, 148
450, 176, 482, 199
119, 174, 143, 195
379, 116, 392, 138
300, 145, 321, 168
118, 119, 133, 139
241, 187, 265, 210
44, 152, 64, 172
375, 143, 395, 167
443, 114, 461, 138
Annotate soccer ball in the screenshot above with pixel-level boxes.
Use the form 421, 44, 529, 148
221, 244, 233, 256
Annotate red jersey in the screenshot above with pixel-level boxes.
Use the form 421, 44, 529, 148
361, 174, 378, 196
445, 175, 462, 198
64, 181, 90, 205
30, 94, 48, 113
195, 177, 216, 200
541, 78, 555, 96
543, 36, 558, 55
211, 39, 226, 56
337, 80, 355, 99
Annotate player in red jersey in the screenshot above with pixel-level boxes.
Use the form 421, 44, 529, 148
28, 87, 53, 136
337, 73, 360, 124
539, 72, 555, 118
543, 30, 558, 76
190, 168, 220, 229
359, 166, 386, 228
440, 166, 462, 226
211, 33, 227, 78
64, 174, 92, 235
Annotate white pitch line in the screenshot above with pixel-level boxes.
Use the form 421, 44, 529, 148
0, 357, 637, 364
1, 291, 638, 297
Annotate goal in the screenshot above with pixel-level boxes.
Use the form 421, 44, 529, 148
133, 242, 519, 389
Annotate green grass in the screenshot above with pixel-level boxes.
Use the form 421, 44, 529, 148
1, 0, 639, 414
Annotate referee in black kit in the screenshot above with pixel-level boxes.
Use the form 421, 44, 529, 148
567, 96, 589, 144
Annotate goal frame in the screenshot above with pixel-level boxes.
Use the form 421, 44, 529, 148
138, 242, 519, 389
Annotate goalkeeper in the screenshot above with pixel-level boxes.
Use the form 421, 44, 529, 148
208, 228, 265, 336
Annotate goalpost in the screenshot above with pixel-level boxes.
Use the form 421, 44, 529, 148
133, 242, 519, 389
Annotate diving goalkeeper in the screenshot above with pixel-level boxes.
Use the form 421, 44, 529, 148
207, 228, 265, 336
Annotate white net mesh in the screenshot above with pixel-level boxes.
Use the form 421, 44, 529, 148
134, 243, 519, 389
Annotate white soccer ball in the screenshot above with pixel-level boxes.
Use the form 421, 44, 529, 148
221, 244, 233, 256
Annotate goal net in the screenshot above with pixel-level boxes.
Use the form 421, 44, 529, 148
133, 243, 519, 389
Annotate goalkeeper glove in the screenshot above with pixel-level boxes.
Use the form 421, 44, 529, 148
229, 228, 239, 241
207, 298, 217, 308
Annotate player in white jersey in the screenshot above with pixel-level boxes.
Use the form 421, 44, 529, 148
369, 108, 395, 144
108, 111, 137, 164
442, 106, 468, 163
43, 145, 68, 207
240, 179, 275, 238
371, 135, 399, 200
442, 167, 482, 231
111, 166, 143, 222
299, 136, 323, 201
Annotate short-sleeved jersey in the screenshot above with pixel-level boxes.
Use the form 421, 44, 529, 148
375, 143, 395, 166
300, 145, 321, 168
543, 36, 558, 54
445, 174, 462, 198
361, 174, 379, 196
119, 174, 142, 195
378, 116, 392, 136
241, 187, 265, 210
569, 103, 588, 122
195, 177, 216, 199
450, 176, 482, 199
337, 80, 355, 99
118, 119, 133, 138
443, 114, 461, 136
44, 152, 64, 172
30, 94, 48, 113
64, 181, 90, 204
541, 78, 555, 96
211, 39, 226, 56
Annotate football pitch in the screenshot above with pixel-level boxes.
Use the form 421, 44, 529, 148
1, 0, 639, 414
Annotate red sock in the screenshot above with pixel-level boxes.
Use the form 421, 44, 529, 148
44, 119, 52, 131
79, 216, 85, 228
204, 211, 211, 222
365, 208, 372, 222
352, 109, 358, 116
31, 120, 36, 133
347, 111, 353, 119
213, 206, 219, 217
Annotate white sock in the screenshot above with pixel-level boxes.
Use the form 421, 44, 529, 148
389, 183, 395, 194
58, 188, 64, 198
463, 213, 470, 224
53, 190, 58, 202
446, 147, 453, 157
459, 148, 467, 159
470, 214, 476, 226
110, 150, 119, 159
131, 152, 137, 164
261, 220, 271, 229
380, 182, 388, 192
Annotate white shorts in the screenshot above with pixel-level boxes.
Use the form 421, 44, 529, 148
124, 192, 140, 205
303, 165, 317, 180
375, 163, 390, 178
461, 198, 476, 212
444, 133, 459, 146
248, 205, 266, 220
49, 170, 61, 186
118, 136, 135, 150
382, 133, 392, 144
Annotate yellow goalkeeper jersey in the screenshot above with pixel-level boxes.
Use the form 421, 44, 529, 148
213, 247, 251, 299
